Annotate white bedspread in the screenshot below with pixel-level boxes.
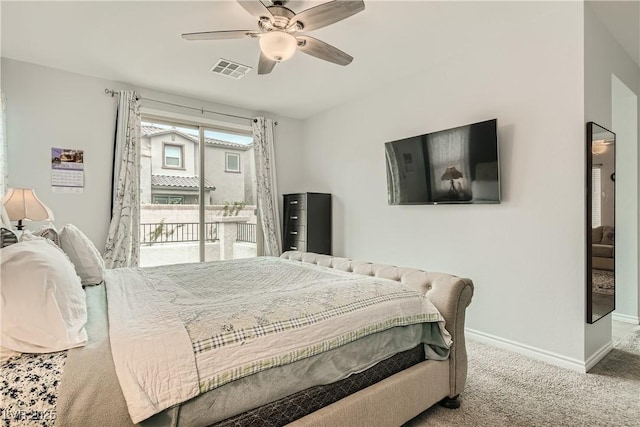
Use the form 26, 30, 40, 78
106, 257, 451, 423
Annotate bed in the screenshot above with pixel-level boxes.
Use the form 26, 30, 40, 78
1, 235, 474, 427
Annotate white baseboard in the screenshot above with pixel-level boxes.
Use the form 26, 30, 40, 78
465, 328, 597, 373
585, 340, 614, 371
612, 312, 640, 324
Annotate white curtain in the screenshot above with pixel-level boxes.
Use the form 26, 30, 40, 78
252, 117, 282, 256
104, 91, 141, 268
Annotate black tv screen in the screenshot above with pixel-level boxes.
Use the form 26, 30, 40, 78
385, 119, 500, 205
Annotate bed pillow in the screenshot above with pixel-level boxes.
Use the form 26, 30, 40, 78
34, 224, 61, 247
0, 239, 88, 354
59, 224, 105, 286
0, 227, 18, 248
601, 226, 615, 245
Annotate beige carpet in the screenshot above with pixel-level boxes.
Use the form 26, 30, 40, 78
405, 326, 640, 427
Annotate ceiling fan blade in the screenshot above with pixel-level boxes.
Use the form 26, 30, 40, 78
258, 52, 277, 75
296, 35, 353, 66
182, 30, 259, 40
288, 1, 364, 32
237, 0, 274, 21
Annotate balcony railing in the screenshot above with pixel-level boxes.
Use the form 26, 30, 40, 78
141, 221, 258, 245
141, 222, 219, 245
237, 223, 256, 243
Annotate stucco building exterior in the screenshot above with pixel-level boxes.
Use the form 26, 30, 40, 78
140, 125, 255, 206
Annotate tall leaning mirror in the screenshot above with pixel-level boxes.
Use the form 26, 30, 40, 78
587, 122, 616, 324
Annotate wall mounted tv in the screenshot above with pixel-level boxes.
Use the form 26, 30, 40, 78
385, 119, 500, 205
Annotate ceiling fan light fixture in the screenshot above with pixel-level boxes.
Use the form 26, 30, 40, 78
259, 31, 297, 62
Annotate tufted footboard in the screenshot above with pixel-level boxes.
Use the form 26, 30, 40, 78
280, 251, 474, 424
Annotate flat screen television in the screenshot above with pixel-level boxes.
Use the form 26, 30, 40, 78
385, 119, 500, 205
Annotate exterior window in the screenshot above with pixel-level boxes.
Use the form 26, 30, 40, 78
153, 195, 185, 204
164, 144, 183, 168
592, 166, 601, 227
226, 153, 241, 173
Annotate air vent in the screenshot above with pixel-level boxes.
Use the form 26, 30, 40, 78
211, 59, 252, 79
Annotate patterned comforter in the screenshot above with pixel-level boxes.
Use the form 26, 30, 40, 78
106, 257, 451, 423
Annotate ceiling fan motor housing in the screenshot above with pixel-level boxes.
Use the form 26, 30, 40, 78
260, 5, 300, 31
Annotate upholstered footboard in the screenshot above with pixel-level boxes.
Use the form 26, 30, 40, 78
279, 251, 474, 426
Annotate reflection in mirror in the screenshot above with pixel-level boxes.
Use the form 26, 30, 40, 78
587, 122, 615, 324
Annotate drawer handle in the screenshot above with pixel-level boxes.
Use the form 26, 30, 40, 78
290, 200, 298, 205
290, 216, 298, 220
290, 231, 298, 235
290, 246, 297, 250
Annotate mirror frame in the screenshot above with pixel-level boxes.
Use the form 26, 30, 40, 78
586, 122, 616, 324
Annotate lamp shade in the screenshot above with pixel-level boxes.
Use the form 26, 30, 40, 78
259, 31, 297, 62
441, 166, 463, 181
1, 188, 54, 224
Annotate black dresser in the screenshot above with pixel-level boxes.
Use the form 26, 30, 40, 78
282, 192, 332, 255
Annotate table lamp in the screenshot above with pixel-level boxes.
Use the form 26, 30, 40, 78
1, 188, 54, 230
441, 166, 463, 198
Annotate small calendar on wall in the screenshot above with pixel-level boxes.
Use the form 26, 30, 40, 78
51, 147, 84, 193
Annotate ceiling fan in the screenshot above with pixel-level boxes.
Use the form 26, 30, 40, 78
182, 0, 365, 75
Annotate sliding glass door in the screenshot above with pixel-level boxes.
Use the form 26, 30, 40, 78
138, 118, 256, 267
202, 126, 256, 262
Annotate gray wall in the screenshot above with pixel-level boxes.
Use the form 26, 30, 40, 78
299, 1, 589, 367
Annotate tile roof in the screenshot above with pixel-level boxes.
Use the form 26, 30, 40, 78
141, 124, 165, 136
141, 125, 252, 150
151, 174, 215, 189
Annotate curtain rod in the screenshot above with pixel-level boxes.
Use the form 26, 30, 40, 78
104, 88, 266, 123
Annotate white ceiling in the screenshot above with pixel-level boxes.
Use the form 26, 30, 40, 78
2, 1, 638, 120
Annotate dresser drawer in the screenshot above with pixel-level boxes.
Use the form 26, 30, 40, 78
284, 224, 305, 240
284, 193, 306, 209
284, 239, 306, 252
285, 210, 306, 224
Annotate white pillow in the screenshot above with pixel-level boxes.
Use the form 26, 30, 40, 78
34, 224, 61, 247
1, 239, 88, 353
59, 224, 105, 286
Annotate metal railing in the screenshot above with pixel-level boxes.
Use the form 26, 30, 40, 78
237, 223, 256, 243
141, 222, 219, 245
